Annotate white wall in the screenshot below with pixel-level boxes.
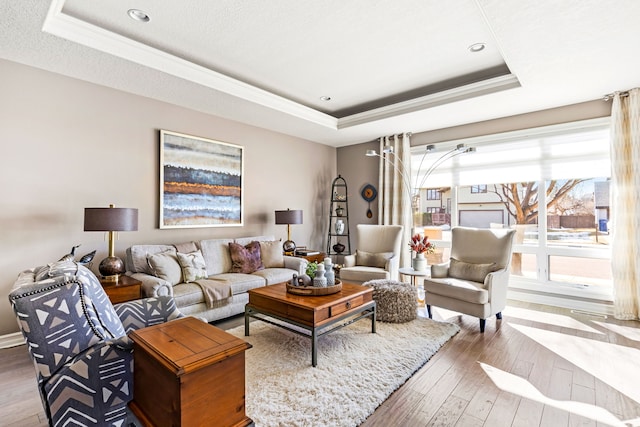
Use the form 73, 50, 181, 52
0, 59, 336, 335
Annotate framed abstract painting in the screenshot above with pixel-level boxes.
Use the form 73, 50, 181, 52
160, 130, 244, 228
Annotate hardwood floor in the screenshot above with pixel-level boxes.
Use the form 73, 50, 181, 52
1, 300, 639, 426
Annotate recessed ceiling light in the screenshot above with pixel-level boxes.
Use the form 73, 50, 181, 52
128, 9, 150, 22
320, 96, 331, 102
468, 43, 486, 53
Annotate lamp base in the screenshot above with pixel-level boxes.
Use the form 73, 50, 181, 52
282, 240, 296, 253
99, 256, 126, 281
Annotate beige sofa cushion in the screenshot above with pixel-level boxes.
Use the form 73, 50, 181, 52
127, 244, 175, 275
147, 250, 182, 285
259, 240, 285, 268
208, 273, 266, 294
176, 250, 207, 283
199, 238, 234, 276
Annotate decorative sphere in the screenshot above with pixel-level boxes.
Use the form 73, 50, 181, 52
99, 256, 125, 278
283, 240, 296, 252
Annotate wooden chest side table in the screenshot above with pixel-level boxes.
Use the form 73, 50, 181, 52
129, 317, 253, 427
294, 252, 327, 264
100, 275, 142, 304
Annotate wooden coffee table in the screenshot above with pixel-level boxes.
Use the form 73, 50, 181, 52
245, 282, 376, 367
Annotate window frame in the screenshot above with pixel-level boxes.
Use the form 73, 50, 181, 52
411, 117, 613, 305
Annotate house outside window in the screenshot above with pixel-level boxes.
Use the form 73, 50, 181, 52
411, 118, 612, 307
426, 189, 441, 200
470, 184, 487, 193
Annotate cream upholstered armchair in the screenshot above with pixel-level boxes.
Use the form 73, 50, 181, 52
340, 224, 403, 284
422, 226, 516, 332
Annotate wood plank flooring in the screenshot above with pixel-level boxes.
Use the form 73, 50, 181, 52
1, 300, 639, 426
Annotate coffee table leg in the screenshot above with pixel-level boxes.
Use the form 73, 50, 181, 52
312, 328, 318, 367
244, 307, 250, 336
371, 306, 376, 334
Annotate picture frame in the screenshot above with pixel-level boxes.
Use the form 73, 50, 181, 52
160, 130, 244, 228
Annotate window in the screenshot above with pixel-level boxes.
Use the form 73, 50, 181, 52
426, 189, 441, 200
411, 118, 612, 302
470, 184, 487, 193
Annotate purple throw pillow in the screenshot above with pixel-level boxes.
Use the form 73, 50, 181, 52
229, 241, 265, 273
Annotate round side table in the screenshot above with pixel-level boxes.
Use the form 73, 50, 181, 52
399, 267, 430, 307
398, 267, 430, 287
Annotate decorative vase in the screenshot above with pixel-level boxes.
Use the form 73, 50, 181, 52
335, 219, 345, 235
332, 242, 345, 253
313, 263, 327, 287
324, 258, 335, 285
412, 252, 427, 271
335, 206, 344, 217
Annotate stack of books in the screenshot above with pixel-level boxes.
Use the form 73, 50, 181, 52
295, 247, 320, 256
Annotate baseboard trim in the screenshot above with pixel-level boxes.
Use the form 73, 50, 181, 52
0, 332, 25, 349
508, 288, 614, 316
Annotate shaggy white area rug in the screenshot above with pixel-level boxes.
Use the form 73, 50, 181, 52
226, 317, 460, 427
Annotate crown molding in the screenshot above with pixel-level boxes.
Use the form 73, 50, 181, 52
337, 73, 521, 129
43, 0, 521, 133
43, 0, 338, 129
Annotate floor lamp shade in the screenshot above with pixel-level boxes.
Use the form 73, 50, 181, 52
84, 205, 138, 280
275, 209, 303, 252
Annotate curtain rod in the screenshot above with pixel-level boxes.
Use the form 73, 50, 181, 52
380, 132, 413, 139
602, 91, 629, 101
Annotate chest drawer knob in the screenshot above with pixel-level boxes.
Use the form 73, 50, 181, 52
346, 301, 352, 309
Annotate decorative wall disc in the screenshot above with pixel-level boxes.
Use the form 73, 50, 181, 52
361, 184, 377, 218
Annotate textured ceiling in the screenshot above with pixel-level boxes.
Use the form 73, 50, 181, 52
2, 0, 640, 146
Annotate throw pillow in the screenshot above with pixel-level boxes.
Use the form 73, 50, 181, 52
229, 241, 265, 274
356, 250, 393, 268
259, 240, 285, 268
176, 250, 208, 283
448, 258, 498, 283
147, 250, 183, 285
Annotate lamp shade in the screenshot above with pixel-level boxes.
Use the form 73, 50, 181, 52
84, 207, 138, 231
275, 209, 303, 225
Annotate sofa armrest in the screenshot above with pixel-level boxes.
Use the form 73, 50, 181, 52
283, 256, 308, 275
129, 272, 173, 297
114, 296, 184, 334
431, 262, 450, 278
344, 254, 356, 267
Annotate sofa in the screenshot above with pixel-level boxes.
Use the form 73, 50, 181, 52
125, 235, 307, 322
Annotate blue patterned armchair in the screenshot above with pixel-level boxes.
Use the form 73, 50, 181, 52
9, 260, 184, 427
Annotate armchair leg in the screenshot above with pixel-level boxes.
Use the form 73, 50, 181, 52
479, 318, 486, 333
496, 312, 502, 320
426, 304, 432, 319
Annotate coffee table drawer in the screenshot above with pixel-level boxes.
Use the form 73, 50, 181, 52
329, 295, 365, 317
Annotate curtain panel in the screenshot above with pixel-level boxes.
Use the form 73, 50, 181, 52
377, 133, 412, 268
610, 88, 640, 320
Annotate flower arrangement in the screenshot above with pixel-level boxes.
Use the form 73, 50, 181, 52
408, 234, 436, 254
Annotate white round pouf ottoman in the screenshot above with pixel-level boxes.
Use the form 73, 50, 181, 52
362, 279, 417, 323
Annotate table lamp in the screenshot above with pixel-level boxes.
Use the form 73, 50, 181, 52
275, 209, 303, 253
84, 204, 138, 281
